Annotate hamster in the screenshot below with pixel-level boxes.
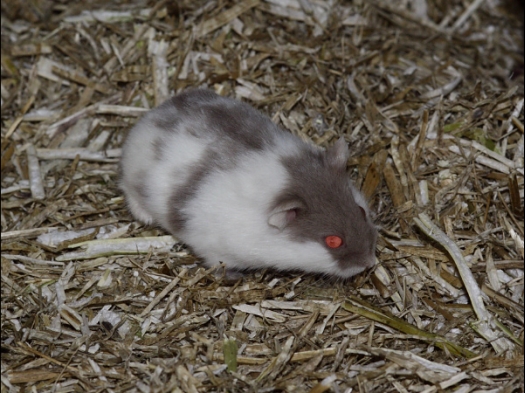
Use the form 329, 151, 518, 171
120, 89, 377, 278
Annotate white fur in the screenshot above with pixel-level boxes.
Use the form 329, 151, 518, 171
120, 119, 162, 224
121, 118, 211, 228
146, 126, 211, 231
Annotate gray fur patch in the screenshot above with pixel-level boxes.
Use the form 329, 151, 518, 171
204, 103, 268, 150
151, 90, 218, 132
153, 114, 179, 132
148, 89, 291, 234
275, 147, 377, 271
150, 89, 278, 151
151, 105, 180, 132
132, 182, 148, 203
170, 89, 219, 112
166, 149, 225, 233
151, 137, 164, 160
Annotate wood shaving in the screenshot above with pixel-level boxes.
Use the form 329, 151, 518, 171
1, 0, 523, 392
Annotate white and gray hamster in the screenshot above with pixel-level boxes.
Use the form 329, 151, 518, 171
120, 89, 377, 278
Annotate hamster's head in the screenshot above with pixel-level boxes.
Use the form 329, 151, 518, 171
268, 138, 377, 278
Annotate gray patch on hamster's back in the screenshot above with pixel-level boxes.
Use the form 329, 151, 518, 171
204, 101, 269, 150
276, 148, 377, 270
151, 137, 165, 160
150, 89, 290, 234
151, 89, 217, 131
152, 89, 279, 151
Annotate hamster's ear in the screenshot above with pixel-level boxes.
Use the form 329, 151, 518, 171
326, 137, 349, 170
268, 199, 305, 231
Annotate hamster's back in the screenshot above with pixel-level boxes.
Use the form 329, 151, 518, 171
145, 89, 283, 150
120, 89, 301, 233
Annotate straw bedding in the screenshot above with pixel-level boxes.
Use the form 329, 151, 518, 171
1, 0, 523, 392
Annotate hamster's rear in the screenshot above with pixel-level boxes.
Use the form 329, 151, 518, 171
120, 89, 377, 278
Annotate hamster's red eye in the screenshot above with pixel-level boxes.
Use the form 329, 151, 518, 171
325, 236, 343, 248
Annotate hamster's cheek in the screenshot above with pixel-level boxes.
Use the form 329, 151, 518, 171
292, 243, 378, 278
272, 240, 340, 275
